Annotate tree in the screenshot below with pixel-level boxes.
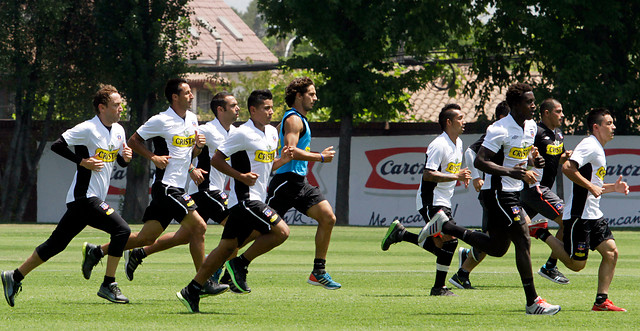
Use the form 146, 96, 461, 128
258, 0, 476, 224
93, 0, 194, 222
461, 0, 640, 134
0, 0, 98, 222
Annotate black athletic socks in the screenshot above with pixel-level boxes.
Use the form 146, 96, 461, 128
595, 293, 608, 305
138, 248, 148, 259
188, 279, 203, 294
103, 276, 116, 287
522, 278, 537, 306
536, 228, 552, 242
94, 245, 105, 258
544, 258, 557, 269
237, 254, 251, 267
457, 268, 470, 279
13, 269, 24, 282
402, 231, 419, 245
313, 258, 326, 274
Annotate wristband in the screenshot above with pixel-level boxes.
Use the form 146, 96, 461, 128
195, 144, 203, 150
320, 154, 324, 163
189, 167, 195, 173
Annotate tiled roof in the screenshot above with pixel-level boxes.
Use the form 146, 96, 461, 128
407, 65, 506, 123
188, 0, 278, 66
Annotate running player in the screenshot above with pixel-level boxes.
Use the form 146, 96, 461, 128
417, 83, 561, 315
265, 77, 341, 289
176, 89, 293, 313
121, 92, 240, 296
2, 85, 132, 306
381, 104, 471, 296
81, 78, 210, 294
530, 108, 628, 312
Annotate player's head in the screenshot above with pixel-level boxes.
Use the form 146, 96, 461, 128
439, 103, 464, 135
494, 101, 510, 121
586, 108, 612, 134
165, 78, 189, 104
210, 91, 234, 117
248, 89, 274, 126
506, 83, 535, 119
285, 77, 316, 110
93, 84, 119, 114
539, 98, 564, 128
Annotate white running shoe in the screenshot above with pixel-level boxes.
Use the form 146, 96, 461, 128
526, 296, 561, 315
418, 209, 448, 243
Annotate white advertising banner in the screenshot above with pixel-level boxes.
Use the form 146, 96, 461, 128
37, 135, 640, 228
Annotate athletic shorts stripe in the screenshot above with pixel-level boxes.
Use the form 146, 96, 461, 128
266, 180, 288, 206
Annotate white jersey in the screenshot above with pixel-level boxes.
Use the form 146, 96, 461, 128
62, 116, 127, 203
187, 118, 234, 194
217, 119, 279, 207
563, 135, 606, 220
136, 107, 199, 188
481, 114, 537, 192
416, 132, 463, 209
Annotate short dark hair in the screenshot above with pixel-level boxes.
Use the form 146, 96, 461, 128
165, 78, 188, 104
439, 103, 461, 131
586, 108, 611, 134
93, 84, 118, 114
248, 89, 273, 110
285, 77, 314, 107
506, 83, 533, 109
210, 91, 233, 117
494, 101, 510, 120
539, 98, 560, 116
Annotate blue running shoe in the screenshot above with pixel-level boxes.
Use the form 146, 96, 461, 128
307, 271, 341, 290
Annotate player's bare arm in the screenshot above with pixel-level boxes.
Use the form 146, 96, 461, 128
128, 132, 171, 169
211, 150, 258, 186
282, 113, 334, 163
562, 159, 603, 197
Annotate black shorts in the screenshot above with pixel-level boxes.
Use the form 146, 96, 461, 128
480, 190, 527, 231
520, 186, 564, 220
142, 182, 198, 229
563, 216, 614, 261
266, 172, 325, 216
221, 200, 282, 246
192, 190, 229, 224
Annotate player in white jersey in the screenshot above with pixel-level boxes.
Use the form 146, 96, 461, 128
177, 89, 293, 313
381, 104, 471, 296
121, 92, 240, 297
82, 79, 211, 291
2, 86, 133, 306
530, 108, 629, 312
416, 84, 561, 315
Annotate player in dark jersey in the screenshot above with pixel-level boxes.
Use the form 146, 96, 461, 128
530, 108, 628, 312
2, 85, 132, 306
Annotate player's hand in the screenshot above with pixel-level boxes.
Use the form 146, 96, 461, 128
122, 145, 133, 163
509, 162, 528, 180
195, 130, 206, 149
522, 170, 539, 185
472, 178, 484, 192
614, 175, 630, 195
151, 155, 171, 169
588, 183, 604, 198
320, 146, 335, 163
190, 168, 207, 186
281, 146, 294, 162
561, 150, 573, 163
531, 147, 545, 168
457, 167, 472, 188
80, 157, 104, 171
239, 172, 259, 186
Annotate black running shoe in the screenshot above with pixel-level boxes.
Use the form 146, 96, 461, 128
225, 258, 250, 293
97, 282, 129, 304
124, 248, 145, 281
449, 272, 475, 290
220, 269, 249, 294
2, 270, 22, 307
176, 287, 200, 313
430, 286, 457, 296
82, 242, 102, 280
538, 265, 570, 285
200, 278, 229, 298
381, 219, 405, 251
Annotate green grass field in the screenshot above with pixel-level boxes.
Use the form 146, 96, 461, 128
1, 224, 639, 330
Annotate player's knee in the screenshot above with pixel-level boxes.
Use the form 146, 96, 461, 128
317, 213, 336, 227
135, 233, 157, 246
567, 260, 586, 272
603, 246, 618, 263
274, 225, 290, 243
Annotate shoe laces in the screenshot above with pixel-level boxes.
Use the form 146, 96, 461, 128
109, 283, 123, 296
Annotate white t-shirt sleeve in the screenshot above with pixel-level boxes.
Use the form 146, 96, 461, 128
136, 115, 164, 141
424, 141, 444, 171
217, 129, 245, 157
61, 122, 90, 146
464, 147, 481, 179
481, 125, 507, 153
569, 139, 591, 168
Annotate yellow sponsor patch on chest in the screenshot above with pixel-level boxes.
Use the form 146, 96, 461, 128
508, 146, 532, 160
546, 143, 563, 156
255, 150, 276, 163
172, 134, 195, 147
596, 166, 606, 181
95, 148, 119, 162
445, 162, 462, 174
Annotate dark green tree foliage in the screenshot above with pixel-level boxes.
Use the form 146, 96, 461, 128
258, 0, 475, 223
93, 0, 193, 221
0, 1, 98, 222
463, 0, 640, 134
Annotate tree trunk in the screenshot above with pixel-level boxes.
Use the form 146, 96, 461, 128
334, 114, 352, 225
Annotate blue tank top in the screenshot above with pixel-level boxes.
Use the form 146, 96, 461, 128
276, 109, 311, 176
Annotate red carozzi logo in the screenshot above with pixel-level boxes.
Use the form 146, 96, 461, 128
365, 147, 425, 190
605, 149, 640, 192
